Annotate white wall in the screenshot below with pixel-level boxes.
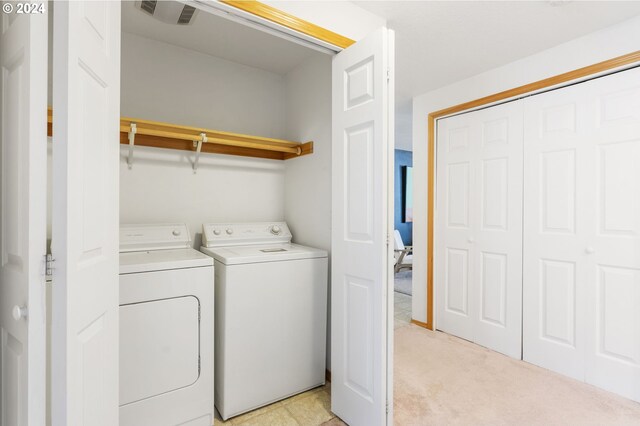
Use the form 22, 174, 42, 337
283, 55, 332, 252
119, 32, 290, 245
411, 15, 640, 323
121, 32, 287, 136
263, 1, 385, 42
283, 53, 332, 368
119, 29, 335, 366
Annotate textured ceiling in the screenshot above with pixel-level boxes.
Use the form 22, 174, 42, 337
123, 1, 640, 151
355, 1, 640, 150
122, 1, 317, 75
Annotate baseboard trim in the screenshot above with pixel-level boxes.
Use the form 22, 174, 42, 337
411, 318, 432, 330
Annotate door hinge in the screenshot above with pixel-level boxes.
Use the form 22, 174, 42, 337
45, 254, 55, 279
198, 304, 201, 322
386, 402, 390, 414
387, 68, 391, 82
198, 355, 201, 374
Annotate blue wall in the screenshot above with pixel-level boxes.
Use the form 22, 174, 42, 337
394, 149, 413, 245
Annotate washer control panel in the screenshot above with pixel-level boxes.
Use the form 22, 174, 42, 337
202, 222, 292, 247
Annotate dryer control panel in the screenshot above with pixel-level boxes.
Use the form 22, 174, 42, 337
202, 222, 292, 247
120, 223, 191, 252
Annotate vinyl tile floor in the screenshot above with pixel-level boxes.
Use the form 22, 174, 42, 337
394, 291, 412, 328
213, 382, 346, 426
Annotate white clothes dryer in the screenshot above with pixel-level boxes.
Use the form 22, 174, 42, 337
119, 224, 214, 426
200, 222, 328, 421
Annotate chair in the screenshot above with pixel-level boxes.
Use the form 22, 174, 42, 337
393, 230, 413, 273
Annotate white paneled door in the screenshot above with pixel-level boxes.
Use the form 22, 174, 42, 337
331, 27, 394, 426
523, 66, 640, 402
51, 2, 121, 425
0, 8, 47, 426
522, 81, 590, 380
436, 100, 524, 359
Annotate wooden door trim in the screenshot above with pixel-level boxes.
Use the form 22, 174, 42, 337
220, 1, 355, 49
420, 50, 640, 331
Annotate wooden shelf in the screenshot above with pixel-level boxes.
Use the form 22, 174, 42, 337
46, 108, 313, 161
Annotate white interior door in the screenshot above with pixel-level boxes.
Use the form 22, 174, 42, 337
523, 66, 640, 402
0, 7, 47, 426
436, 100, 523, 359
436, 112, 475, 342
582, 67, 640, 402
331, 27, 394, 426
51, 2, 121, 425
522, 82, 589, 380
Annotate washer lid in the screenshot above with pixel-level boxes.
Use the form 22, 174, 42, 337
120, 223, 191, 252
200, 243, 327, 265
119, 248, 213, 274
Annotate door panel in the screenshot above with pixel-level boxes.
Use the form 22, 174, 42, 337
523, 82, 589, 381
540, 259, 576, 346
436, 114, 475, 341
445, 247, 469, 316
598, 141, 638, 235
524, 66, 640, 402
331, 27, 393, 426
51, 2, 121, 424
473, 102, 523, 358
584, 67, 640, 402
436, 101, 523, 358
481, 158, 508, 231
480, 252, 507, 326
0, 8, 47, 426
540, 149, 576, 234
596, 266, 639, 363
446, 162, 470, 228
345, 123, 375, 241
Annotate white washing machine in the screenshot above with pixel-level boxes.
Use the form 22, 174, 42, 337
119, 224, 214, 426
200, 222, 328, 420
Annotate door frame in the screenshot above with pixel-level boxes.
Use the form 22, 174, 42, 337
48, 1, 395, 423
217, 1, 354, 49
193, 0, 353, 53
420, 50, 640, 331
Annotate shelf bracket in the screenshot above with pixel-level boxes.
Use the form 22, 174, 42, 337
127, 123, 137, 169
193, 132, 206, 172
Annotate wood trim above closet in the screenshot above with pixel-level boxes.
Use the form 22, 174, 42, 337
422, 50, 640, 332
47, 108, 313, 161
220, 0, 355, 49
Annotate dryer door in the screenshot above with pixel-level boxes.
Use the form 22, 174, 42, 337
119, 296, 200, 405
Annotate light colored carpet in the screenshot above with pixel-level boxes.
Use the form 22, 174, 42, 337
394, 325, 640, 426
394, 271, 412, 295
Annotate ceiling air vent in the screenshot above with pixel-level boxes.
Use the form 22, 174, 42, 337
135, 1, 198, 25
139, 0, 157, 15
177, 5, 197, 25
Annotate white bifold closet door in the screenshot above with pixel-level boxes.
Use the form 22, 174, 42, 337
331, 27, 394, 426
52, 2, 121, 424
523, 66, 640, 402
436, 100, 524, 359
